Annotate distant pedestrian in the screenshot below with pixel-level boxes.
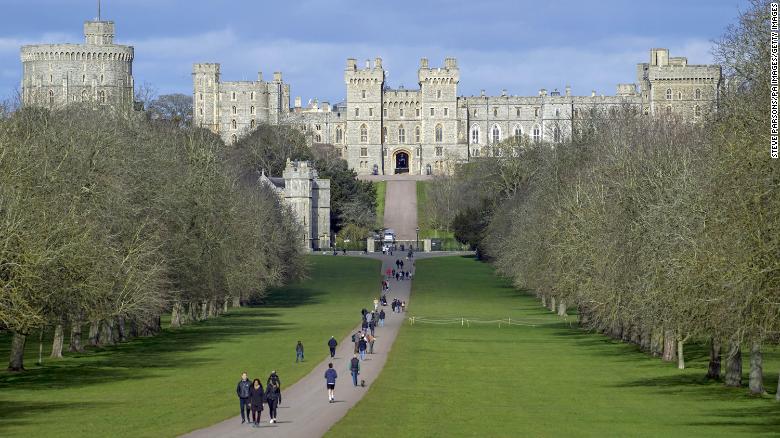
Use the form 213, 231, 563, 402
358, 336, 368, 360
361, 319, 368, 332
325, 363, 338, 402
236, 372, 252, 424
296, 340, 304, 363
373, 298, 379, 311
366, 312, 372, 324
369, 319, 376, 336
328, 336, 338, 358
249, 379, 264, 427
379, 309, 386, 327
267, 371, 282, 405
353, 332, 360, 353
367, 333, 375, 354
401, 301, 406, 312
266, 380, 280, 423
348, 354, 361, 386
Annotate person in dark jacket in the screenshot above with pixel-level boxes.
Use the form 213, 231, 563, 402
328, 336, 338, 358
348, 354, 361, 386
249, 379, 264, 427
267, 371, 281, 405
236, 372, 252, 424
379, 309, 386, 327
358, 336, 368, 360
361, 319, 368, 333
296, 340, 304, 363
265, 381, 279, 423
324, 362, 338, 402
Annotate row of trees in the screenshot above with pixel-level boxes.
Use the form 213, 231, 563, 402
432, 1, 780, 398
1, 105, 306, 371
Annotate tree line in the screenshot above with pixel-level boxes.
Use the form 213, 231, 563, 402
0, 105, 306, 371
430, 0, 780, 399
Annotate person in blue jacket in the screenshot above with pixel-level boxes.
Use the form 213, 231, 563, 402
236, 372, 252, 424
324, 362, 338, 402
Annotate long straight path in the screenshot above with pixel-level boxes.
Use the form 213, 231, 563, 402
182, 253, 414, 438
383, 179, 418, 241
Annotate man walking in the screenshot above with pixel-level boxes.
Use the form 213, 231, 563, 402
348, 354, 361, 386
325, 363, 338, 402
379, 309, 386, 327
369, 318, 376, 336
328, 336, 338, 358
358, 335, 368, 361
236, 372, 252, 424
296, 340, 304, 363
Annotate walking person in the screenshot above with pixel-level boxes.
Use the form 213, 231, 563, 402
361, 318, 368, 333
267, 371, 282, 406
348, 354, 361, 386
379, 309, 386, 327
296, 340, 304, 363
358, 335, 368, 361
353, 332, 360, 354
369, 318, 376, 336
328, 336, 338, 358
266, 380, 280, 423
324, 363, 338, 402
249, 379, 264, 427
236, 372, 252, 424
367, 333, 375, 354
374, 297, 379, 311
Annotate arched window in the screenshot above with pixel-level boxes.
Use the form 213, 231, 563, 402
355, 107, 360, 117
98, 90, 106, 104
336, 127, 343, 144
553, 127, 561, 143
360, 124, 368, 143
399, 108, 404, 117
250, 106, 255, 115
555, 109, 560, 117
470, 125, 480, 144
532, 126, 541, 143
513, 126, 522, 138
398, 125, 406, 143
48, 90, 55, 106
493, 107, 498, 117
361, 89, 366, 99
250, 91, 255, 100
677, 91, 682, 100
491, 124, 501, 144
694, 105, 701, 117
437, 90, 441, 99
315, 134, 322, 143
231, 92, 236, 100
232, 106, 237, 115
415, 126, 421, 143
250, 119, 256, 128
231, 134, 237, 144
81, 90, 88, 102
199, 107, 203, 115
435, 124, 443, 143
231, 119, 237, 129
695, 89, 701, 100
666, 89, 672, 100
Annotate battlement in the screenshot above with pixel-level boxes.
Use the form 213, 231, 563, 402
418, 57, 460, 84
193, 63, 221, 74
283, 159, 318, 180
84, 20, 114, 45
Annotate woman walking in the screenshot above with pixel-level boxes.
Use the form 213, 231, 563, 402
249, 379, 264, 427
266, 380, 280, 424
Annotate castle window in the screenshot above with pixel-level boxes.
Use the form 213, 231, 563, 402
250, 119, 256, 128
444, 107, 449, 116
473, 109, 478, 117
199, 93, 203, 101
416, 108, 420, 117
553, 127, 561, 143
199, 107, 204, 116
315, 134, 322, 143
369, 107, 373, 117
694, 105, 701, 117
98, 90, 106, 104
491, 124, 501, 144
360, 124, 368, 143
415, 126, 421, 143
514, 126, 522, 138
574, 108, 579, 118
360, 147, 368, 157
382, 127, 387, 143
555, 109, 560, 117
666, 106, 672, 115
493, 107, 498, 117
250, 91, 255, 100
435, 124, 443, 143
470, 125, 480, 144
50, 75, 53, 83
232, 106, 237, 115
48, 90, 55, 106
315, 124, 321, 131
400, 108, 404, 117
232, 119, 237, 129
398, 125, 406, 143
516, 107, 520, 117
361, 90, 366, 99
437, 90, 441, 99
533, 126, 541, 143
430, 107, 435, 116
231, 92, 236, 100
666, 89, 672, 100
677, 91, 682, 100
250, 106, 255, 115
336, 127, 343, 143
383, 108, 387, 117
82, 90, 88, 102
231, 134, 237, 144
355, 107, 360, 117
435, 146, 443, 156
82, 74, 86, 83
100, 74, 104, 84
695, 88, 701, 100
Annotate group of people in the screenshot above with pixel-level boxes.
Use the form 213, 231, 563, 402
236, 371, 282, 427
391, 298, 406, 313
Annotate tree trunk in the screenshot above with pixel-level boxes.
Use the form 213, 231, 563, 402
68, 322, 84, 353
577, 305, 590, 327
650, 329, 663, 357
724, 344, 742, 387
232, 295, 240, 308
208, 299, 217, 317
98, 319, 115, 347
540, 294, 547, 308
640, 329, 652, 352
201, 301, 208, 320
50, 324, 64, 359
749, 342, 765, 395
677, 339, 686, 369
8, 331, 27, 371
223, 298, 228, 313
117, 317, 127, 342
557, 301, 567, 317
706, 338, 721, 380
37, 329, 44, 365
129, 319, 139, 338
88, 320, 100, 347
171, 301, 183, 328
549, 297, 557, 313
662, 330, 677, 362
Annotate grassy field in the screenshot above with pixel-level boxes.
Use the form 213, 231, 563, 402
327, 256, 780, 438
0, 256, 380, 438
375, 180, 386, 229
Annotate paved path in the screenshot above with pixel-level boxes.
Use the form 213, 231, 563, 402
383, 179, 418, 241
182, 253, 414, 438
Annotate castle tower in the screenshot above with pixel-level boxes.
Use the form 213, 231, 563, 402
84, 20, 115, 45
283, 160, 315, 249
344, 57, 385, 175
192, 63, 221, 133
418, 57, 460, 173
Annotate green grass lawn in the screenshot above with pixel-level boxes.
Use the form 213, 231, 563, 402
0, 256, 380, 438
327, 256, 780, 438
375, 180, 386, 229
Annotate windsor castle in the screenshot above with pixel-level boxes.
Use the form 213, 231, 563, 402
21, 16, 723, 179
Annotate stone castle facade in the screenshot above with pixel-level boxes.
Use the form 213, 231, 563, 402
20, 20, 134, 112
260, 160, 331, 251
193, 48, 722, 176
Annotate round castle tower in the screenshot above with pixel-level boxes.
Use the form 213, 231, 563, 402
20, 19, 134, 111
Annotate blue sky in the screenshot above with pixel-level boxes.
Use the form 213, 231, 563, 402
0, 0, 748, 104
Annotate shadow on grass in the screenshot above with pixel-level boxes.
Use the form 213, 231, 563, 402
0, 399, 111, 432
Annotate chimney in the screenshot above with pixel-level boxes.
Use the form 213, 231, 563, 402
420, 57, 429, 69
294, 96, 301, 108
591, 90, 596, 97
375, 57, 383, 69
565, 85, 571, 97
347, 58, 357, 70
257, 71, 263, 81
480, 89, 485, 97
273, 72, 282, 82
365, 59, 371, 69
